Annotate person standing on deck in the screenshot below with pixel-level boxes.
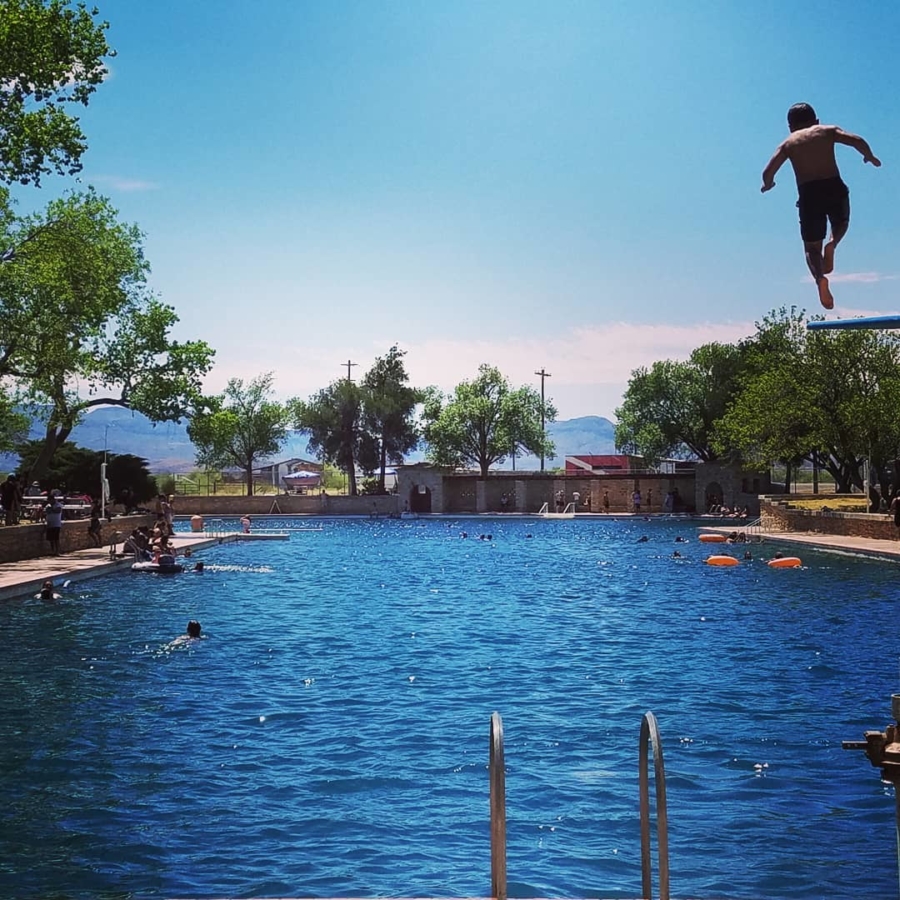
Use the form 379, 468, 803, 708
44, 492, 63, 555
1, 474, 19, 526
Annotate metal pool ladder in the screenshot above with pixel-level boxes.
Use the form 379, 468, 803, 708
177, 711, 672, 900
489, 710, 670, 900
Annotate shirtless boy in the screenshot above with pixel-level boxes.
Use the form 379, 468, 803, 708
761, 103, 881, 309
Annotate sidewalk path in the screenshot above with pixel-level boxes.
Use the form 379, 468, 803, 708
0, 533, 226, 602
701, 525, 900, 563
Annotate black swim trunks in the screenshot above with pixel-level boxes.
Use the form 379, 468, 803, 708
797, 176, 850, 243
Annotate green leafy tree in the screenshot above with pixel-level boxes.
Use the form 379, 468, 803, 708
0, 189, 214, 482
615, 342, 746, 463
295, 379, 363, 496
422, 364, 556, 477
187, 373, 292, 497
0, 0, 113, 185
359, 345, 421, 493
0, 390, 30, 454
13, 438, 156, 501
719, 307, 900, 494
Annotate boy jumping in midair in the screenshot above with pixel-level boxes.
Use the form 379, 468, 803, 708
761, 103, 881, 309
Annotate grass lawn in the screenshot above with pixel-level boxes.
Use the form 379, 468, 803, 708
787, 496, 868, 512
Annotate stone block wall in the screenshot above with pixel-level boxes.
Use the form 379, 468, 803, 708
169, 495, 322, 516
761, 499, 897, 540
172, 494, 402, 518
695, 463, 771, 516
0, 514, 154, 564
397, 469, 696, 514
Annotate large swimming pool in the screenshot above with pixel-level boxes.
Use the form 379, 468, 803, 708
1, 516, 897, 899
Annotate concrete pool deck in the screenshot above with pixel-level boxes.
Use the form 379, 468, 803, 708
700, 524, 900, 563
0, 531, 282, 601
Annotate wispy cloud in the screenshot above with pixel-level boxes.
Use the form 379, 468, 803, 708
91, 175, 159, 192
200, 319, 758, 420
806, 271, 900, 284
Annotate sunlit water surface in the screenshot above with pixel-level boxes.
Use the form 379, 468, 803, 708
1, 517, 898, 899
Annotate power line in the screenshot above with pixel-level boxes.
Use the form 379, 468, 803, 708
535, 368, 552, 472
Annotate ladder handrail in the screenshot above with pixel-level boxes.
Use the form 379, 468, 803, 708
538, 502, 549, 515
639, 711, 670, 900
489, 711, 507, 900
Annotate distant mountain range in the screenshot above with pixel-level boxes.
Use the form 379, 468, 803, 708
2, 408, 618, 473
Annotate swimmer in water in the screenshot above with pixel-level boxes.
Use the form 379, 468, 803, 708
167, 619, 203, 650
637, 535, 649, 543
672, 550, 682, 559
194, 560, 205, 572
37, 579, 60, 600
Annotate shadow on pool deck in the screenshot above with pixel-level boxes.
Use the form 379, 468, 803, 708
0, 532, 234, 601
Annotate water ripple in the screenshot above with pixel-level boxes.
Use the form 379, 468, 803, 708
0, 517, 896, 898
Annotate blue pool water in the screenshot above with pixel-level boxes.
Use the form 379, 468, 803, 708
1, 516, 898, 899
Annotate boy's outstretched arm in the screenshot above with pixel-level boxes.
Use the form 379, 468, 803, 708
761, 144, 788, 192
834, 127, 882, 166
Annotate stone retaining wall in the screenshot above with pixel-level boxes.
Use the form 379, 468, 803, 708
761, 499, 898, 540
0, 514, 155, 564
170, 494, 400, 517
169, 495, 319, 516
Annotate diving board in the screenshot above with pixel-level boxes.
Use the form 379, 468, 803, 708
808, 315, 900, 331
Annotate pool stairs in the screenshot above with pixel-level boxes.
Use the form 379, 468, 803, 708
176, 711, 673, 900
171, 697, 900, 900
538, 502, 576, 519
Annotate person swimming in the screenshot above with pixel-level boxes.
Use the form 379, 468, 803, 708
166, 619, 204, 650
36, 579, 60, 600
194, 561, 205, 572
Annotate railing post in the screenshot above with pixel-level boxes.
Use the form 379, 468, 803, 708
639, 711, 670, 900
490, 711, 507, 900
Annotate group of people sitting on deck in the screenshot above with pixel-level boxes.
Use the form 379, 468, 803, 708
124, 524, 180, 562
707, 503, 749, 518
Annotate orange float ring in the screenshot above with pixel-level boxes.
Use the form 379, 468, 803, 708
699, 533, 728, 543
768, 557, 802, 568
706, 555, 739, 567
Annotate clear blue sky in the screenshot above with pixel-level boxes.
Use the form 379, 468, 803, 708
16, 0, 900, 419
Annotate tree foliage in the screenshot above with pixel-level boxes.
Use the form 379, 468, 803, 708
0, 0, 113, 185
719, 307, 900, 494
0, 188, 214, 482
13, 438, 156, 502
422, 364, 556, 477
294, 379, 363, 496
187, 373, 292, 496
359, 345, 421, 493
615, 342, 746, 463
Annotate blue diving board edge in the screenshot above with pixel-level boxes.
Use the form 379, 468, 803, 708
807, 315, 900, 331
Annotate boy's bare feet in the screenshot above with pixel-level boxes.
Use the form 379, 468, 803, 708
817, 276, 834, 310
823, 241, 836, 274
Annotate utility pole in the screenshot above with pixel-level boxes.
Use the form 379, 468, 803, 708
343, 360, 357, 381
534, 368, 551, 472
